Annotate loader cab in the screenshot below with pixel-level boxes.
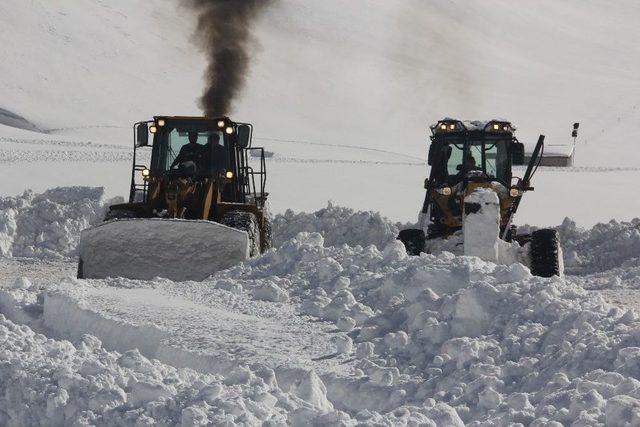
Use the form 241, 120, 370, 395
130, 116, 266, 209
429, 120, 522, 187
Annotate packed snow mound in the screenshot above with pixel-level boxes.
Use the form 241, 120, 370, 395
558, 217, 640, 275
0, 312, 341, 426
6, 230, 640, 423
213, 234, 640, 424
272, 203, 401, 249
0, 187, 115, 259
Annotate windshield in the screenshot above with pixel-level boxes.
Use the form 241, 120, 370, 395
153, 128, 229, 175
440, 139, 510, 183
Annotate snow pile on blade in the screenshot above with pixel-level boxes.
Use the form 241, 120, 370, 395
78, 219, 250, 281
0, 187, 115, 259
272, 203, 401, 248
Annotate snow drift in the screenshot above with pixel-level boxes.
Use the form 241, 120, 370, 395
272, 203, 401, 249
559, 217, 640, 275
5, 231, 640, 424
0, 187, 116, 259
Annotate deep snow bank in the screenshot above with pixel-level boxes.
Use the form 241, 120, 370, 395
0, 187, 115, 259
211, 234, 640, 425
0, 310, 338, 426
558, 218, 640, 275
272, 203, 401, 248
6, 227, 640, 423
0, 276, 459, 426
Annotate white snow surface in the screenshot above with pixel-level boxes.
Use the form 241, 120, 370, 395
558, 218, 640, 276
271, 203, 402, 249
5, 194, 640, 424
0, 187, 117, 259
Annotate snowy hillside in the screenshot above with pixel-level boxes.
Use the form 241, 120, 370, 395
1, 1, 640, 226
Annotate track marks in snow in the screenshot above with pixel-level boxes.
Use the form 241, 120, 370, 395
0, 136, 129, 150
255, 136, 425, 162
0, 149, 132, 163
7, 279, 351, 378
268, 156, 423, 166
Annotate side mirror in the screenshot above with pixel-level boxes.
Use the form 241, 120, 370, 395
136, 123, 149, 147
237, 124, 251, 149
512, 142, 525, 165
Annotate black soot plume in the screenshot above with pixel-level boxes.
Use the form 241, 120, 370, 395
182, 0, 273, 117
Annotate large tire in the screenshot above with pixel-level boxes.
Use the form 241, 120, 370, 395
77, 257, 84, 279
530, 229, 561, 278
398, 229, 426, 256
221, 211, 261, 257
261, 217, 272, 252
104, 208, 137, 221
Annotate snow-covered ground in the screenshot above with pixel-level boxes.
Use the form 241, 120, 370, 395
3, 0, 640, 425
3, 187, 640, 424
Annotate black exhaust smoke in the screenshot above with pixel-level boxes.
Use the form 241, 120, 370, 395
182, 0, 273, 117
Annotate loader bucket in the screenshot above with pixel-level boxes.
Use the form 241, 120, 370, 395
77, 219, 250, 281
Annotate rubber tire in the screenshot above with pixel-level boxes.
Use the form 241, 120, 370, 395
104, 209, 137, 221
221, 211, 261, 257
77, 257, 84, 279
261, 217, 272, 252
530, 229, 561, 278
398, 229, 426, 256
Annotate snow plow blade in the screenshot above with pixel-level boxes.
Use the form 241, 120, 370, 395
78, 219, 250, 281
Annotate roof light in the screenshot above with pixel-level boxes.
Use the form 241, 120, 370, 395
440, 124, 447, 130
149, 125, 157, 134
493, 124, 500, 130
157, 119, 166, 127
217, 120, 226, 128
449, 124, 455, 130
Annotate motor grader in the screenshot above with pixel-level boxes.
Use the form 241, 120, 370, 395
77, 116, 270, 281
398, 119, 562, 277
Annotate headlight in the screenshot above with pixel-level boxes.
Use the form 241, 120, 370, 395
149, 125, 157, 134
225, 171, 234, 179
157, 119, 166, 127
509, 188, 521, 197
225, 126, 234, 135
142, 168, 150, 177
436, 187, 452, 196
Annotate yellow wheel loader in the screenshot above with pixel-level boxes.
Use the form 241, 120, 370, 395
77, 116, 271, 281
398, 119, 562, 277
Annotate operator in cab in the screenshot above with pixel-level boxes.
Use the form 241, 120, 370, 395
170, 131, 206, 171
204, 133, 229, 173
